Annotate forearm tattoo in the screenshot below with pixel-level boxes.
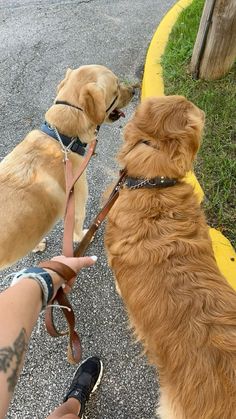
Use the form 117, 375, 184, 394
0, 328, 28, 393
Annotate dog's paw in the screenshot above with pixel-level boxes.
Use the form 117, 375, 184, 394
32, 238, 47, 253
115, 282, 122, 297
73, 230, 85, 243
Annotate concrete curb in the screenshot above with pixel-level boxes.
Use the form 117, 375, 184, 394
141, 0, 236, 289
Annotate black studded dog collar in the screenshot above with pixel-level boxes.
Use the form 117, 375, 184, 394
124, 176, 177, 190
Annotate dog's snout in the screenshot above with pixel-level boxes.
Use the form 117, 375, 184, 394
132, 87, 136, 96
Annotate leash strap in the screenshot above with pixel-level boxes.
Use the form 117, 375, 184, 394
63, 139, 97, 256
63, 158, 75, 256
74, 170, 127, 257
44, 140, 97, 364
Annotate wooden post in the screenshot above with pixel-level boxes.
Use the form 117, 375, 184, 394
190, 0, 236, 80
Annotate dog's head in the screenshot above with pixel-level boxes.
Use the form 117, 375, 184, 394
118, 95, 205, 179
55, 65, 135, 126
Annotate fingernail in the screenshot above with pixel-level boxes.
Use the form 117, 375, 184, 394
91, 255, 97, 262
62, 283, 66, 289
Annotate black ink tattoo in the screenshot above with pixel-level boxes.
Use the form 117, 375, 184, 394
0, 328, 27, 393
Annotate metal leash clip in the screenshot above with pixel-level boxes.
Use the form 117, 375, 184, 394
52, 126, 76, 161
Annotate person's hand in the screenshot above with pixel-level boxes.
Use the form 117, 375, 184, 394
51, 255, 97, 274
46, 255, 97, 295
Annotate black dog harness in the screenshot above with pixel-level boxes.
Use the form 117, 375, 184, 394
40, 121, 87, 156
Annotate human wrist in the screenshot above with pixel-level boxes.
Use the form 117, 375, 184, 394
10, 267, 55, 310
19, 278, 45, 310
43, 269, 65, 293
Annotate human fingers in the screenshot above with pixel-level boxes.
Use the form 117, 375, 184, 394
51, 255, 97, 275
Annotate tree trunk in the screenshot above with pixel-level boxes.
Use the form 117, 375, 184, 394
190, 0, 236, 80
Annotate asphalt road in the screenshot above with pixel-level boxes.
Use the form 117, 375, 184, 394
0, 1, 175, 418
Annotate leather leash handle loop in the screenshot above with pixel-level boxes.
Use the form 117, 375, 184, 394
39, 260, 81, 363
56, 288, 82, 364
39, 260, 77, 282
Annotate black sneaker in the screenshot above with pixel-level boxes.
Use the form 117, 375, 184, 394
63, 356, 103, 418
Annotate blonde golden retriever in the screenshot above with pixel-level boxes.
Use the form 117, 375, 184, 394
105, 96, 236, 419
0, 65, 134, 269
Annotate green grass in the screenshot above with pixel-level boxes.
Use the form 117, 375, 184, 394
161, 0, 236, 248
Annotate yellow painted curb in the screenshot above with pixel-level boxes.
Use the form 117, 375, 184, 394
141, 0, 236, 289
142, 0, 193, 99
209, 228, 236, 290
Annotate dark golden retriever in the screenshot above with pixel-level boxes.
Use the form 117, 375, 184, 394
105, 95, 236, 419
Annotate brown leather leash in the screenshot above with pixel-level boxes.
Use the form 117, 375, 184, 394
42, 138, 98, 364
74, 169, 127, 257
41, 133, 126, 364
39, 260, 82, 363
63, 139, 98, 256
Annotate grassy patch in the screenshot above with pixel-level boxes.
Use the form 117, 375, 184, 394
161, 0, 236, 248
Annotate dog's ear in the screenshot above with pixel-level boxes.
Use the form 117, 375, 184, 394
165, 109, 203, 175
166, 138, 192, 174
57, 68, 73, 93
80, 83, 106, 125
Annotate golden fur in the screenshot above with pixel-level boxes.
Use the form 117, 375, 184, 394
0, 65, 134, 269
105, 96, 236, 419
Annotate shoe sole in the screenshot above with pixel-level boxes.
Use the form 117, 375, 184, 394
91, 359, 103, 394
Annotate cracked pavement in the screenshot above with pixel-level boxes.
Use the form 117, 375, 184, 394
0, 1, 175, 418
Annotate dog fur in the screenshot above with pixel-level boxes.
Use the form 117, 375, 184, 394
0, 64, 134, 269
105, 96, 236, 419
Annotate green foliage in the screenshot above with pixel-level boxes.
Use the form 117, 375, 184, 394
161, 0, 236, 247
